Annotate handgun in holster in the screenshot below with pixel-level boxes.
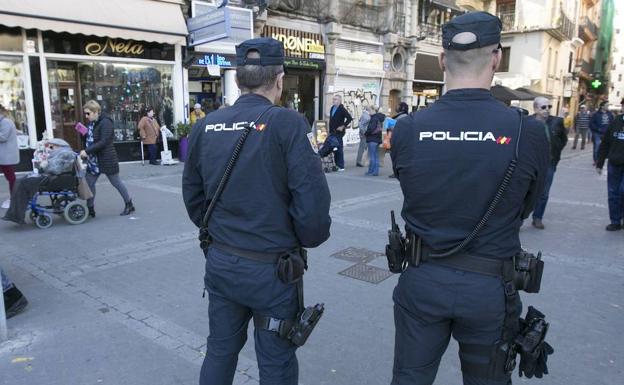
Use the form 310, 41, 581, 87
287, 303, 325, 347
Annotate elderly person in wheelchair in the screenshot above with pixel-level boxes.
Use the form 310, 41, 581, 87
2, 138, 78, 224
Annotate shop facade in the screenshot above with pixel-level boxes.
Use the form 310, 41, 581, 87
262, 24, 325, 125
43, 32, 178, 157
0, 0, 187, 169
412, 52, 444, 108
188, 51, 237, 112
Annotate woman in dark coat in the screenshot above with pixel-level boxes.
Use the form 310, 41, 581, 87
80, 100, 135, 217
364, 105, 385, 176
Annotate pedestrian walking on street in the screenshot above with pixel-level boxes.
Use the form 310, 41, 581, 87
389, 12, 550, 385
385, 102, 409, 178
572, 105, 591, 150
328, 94, 352, 171
364, 105, 384, 176
80, 100, 135, 218
138, 106, 161, 165
356, 106, 371, 167
590, 101, 614, 165
2, 265, 28, 319
596, 99, 624, 231
530, 96, 568, 229
0, 104, 19, 210
182, 37, 331, 385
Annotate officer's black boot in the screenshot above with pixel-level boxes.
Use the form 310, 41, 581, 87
120, 200, 135, 216
88, 206, 96, 218
4, 286, 28, 319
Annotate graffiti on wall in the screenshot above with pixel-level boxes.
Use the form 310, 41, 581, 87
334, 87, 378, 144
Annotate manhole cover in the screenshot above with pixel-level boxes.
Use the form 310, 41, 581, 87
339, 263, 393, 284
330, 247, 384, 264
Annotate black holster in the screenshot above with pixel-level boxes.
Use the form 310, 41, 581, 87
198, 227, 212, 251
385, 211, 412, 273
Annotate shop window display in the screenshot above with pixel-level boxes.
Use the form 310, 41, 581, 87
48, 60, 174, 147
0, 56, 28, 134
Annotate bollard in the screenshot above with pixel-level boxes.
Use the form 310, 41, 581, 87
0, 288, 7, 341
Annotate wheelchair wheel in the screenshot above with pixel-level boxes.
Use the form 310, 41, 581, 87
63, 201, 88, 225
25, 209, 37, 223
35, 213, 53, 229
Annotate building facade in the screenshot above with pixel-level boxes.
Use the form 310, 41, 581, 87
492, 0, 581, 114
608, 2, 624, 108
0, 0, 188, 168
576, 0, 602, 109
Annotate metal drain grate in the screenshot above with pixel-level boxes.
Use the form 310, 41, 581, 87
330, 247, 384, 264
339, 263, 394, 284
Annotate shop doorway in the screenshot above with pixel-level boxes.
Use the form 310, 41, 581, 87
48, 62, 82, 151
389, 89, 401, 115
413, 82, 442, 109
281, 71, 316, 125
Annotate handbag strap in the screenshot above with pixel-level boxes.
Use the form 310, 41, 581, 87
199, 105, 276, 234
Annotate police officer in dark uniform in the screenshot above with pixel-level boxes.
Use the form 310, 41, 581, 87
389, 12, 550, 385
182, 38, 331, 385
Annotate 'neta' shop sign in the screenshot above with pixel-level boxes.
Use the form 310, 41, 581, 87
85, 38, 145, 56
263, 26, 325, 60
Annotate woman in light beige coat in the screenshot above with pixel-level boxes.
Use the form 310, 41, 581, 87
138, 106, 160, 165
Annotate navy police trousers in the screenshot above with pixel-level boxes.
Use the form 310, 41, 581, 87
200, 246, 300, 385
392, 263, 520, 385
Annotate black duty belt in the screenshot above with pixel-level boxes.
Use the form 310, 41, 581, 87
410, 242, 508, 277
211, 241, 282, 264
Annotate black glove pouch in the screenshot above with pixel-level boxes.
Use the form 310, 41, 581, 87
516, 306, 553, 379
276, 249, 308, 284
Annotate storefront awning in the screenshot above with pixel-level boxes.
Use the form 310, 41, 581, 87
0, 0, 188, 45
515, 87, 552, 99
491, 85, 535, 102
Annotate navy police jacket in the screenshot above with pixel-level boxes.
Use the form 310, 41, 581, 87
391, 89, 549, 260
182, 93, 332, 253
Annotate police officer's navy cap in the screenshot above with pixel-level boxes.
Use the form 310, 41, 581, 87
442, 11, 502, 51
236, 37, 284, 66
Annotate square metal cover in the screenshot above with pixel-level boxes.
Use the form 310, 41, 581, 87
330, 247, 384, 264
339, 263, 393, 284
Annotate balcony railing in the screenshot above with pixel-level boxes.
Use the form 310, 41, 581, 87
497, 10, 516, 32
417, 23, 443, 44
578, 16, 599, 41
548, 10, 575, 41
576, 59, 594, 78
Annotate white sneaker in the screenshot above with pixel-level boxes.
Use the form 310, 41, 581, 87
1, 199, 10, 209
337, 168, 345, 172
